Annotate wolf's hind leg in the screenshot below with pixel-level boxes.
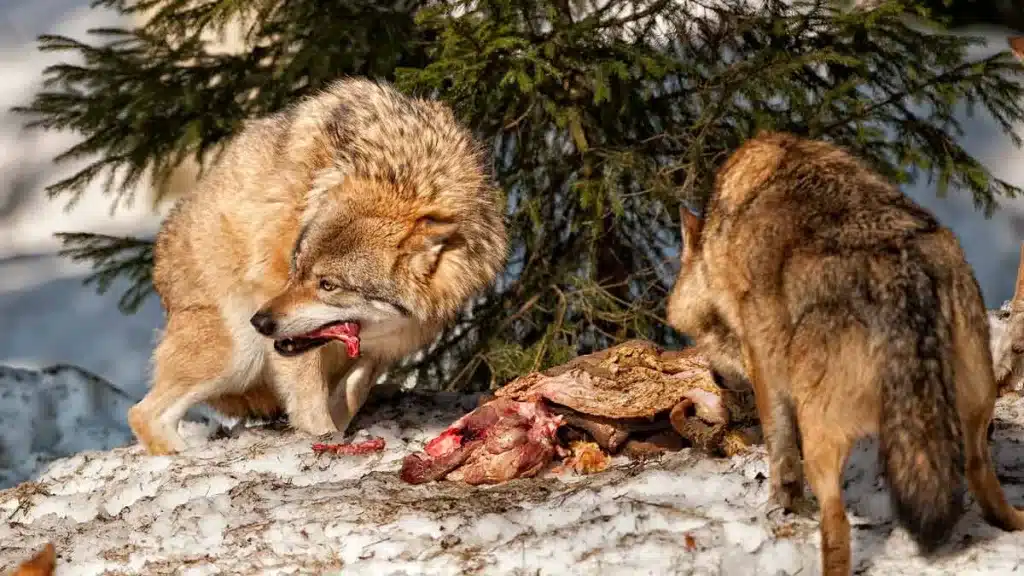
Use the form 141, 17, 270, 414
735, 309, 804, 512
128, 307, 238, 455
799, 409, 853, 576
964, 406, 1024, 531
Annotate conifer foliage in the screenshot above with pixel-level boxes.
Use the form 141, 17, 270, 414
15, 0, 1024, 390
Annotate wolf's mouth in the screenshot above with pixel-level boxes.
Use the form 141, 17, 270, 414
274, 321, 361, 358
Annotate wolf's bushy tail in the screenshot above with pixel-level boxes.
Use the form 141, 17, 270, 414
874, 256, 965, 554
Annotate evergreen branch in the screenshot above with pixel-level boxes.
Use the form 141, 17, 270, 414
16, 0, 1024, 391
55, 233, 155, 314
816, 54, 999, 135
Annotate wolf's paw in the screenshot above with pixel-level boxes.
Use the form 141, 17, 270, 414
289, 412, 340, 438
128, 404, 186, 456
767, 475, 802, 506
763, 492, 818, 521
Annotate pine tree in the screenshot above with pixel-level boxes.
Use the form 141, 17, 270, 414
14, 0, 1024, 391
910, 0, 1024, 33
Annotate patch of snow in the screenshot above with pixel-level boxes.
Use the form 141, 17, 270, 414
0, 363, 136, 489
3, 391, 1024, 575
0, 359, 223, 490
0, 255, 164, 397
0, 1, 166, 260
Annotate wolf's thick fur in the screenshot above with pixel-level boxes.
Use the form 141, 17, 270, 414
129, 78, 508, 455
666, 132, 1024, 575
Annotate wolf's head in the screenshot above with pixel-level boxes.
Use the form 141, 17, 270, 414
249, 79, 508, 361
666, 206, 711, 337
250, 183, 487, 360
665, 207, 748, 389
252, 171, 510, 363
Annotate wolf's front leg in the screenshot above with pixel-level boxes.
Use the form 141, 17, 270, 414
328, 358, 384, 433
129, 307, 240, 455
270, 351, 337, 436
737, 318, 804, 512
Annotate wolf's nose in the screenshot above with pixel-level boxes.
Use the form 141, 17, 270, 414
250, 311, 277, 336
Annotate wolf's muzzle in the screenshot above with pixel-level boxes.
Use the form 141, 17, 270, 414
250, 311, 277, 336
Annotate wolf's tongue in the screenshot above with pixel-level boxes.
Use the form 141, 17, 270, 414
308, 322, 360, 358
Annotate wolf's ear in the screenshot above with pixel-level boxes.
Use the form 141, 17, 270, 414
404, 217, 460, 279
679, 206, 702, 257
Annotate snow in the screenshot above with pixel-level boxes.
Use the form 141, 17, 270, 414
0, 0, 168, 395
0, 1, 166, 260
0, 364, 137, 489
0, 256, 164, 395
0, 0, 199, 489
3, 390, 1024, 575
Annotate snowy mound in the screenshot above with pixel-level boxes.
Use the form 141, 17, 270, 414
3, 391, 1024, 575
0, 364, 139, 488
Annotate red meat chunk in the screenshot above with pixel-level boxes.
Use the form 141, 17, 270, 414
400, 398, 564, 485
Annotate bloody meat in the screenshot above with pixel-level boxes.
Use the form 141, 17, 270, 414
400, 398, 564, 485
312, 437, 386, 455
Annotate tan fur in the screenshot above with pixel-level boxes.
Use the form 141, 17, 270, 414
993, 243, 1024, 390
667, 132, 1024, 575
9, 543, 56, 576
129, 78, 508, 455
1011, 37, 1024, 63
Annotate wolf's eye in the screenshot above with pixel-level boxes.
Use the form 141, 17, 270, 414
318, 278, 338, 292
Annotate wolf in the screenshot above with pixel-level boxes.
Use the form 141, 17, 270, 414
665, 132, 1024, 575
128, 78, 508, 456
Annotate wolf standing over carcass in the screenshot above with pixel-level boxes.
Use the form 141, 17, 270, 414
666, 132, 1024, 575
129, 78, 508, 456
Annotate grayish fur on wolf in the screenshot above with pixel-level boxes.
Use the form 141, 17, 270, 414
128, 78, 508, 455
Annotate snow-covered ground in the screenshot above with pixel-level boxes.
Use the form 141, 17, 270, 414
4, 390, 1024, 575
0, 364, 138, 489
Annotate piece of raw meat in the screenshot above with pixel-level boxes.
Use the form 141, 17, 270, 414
557, 441, 610, 475
311, 437, 385, 455
494, 340, 757, 454
400, 340, 760, 485
400, 398, 563, 485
